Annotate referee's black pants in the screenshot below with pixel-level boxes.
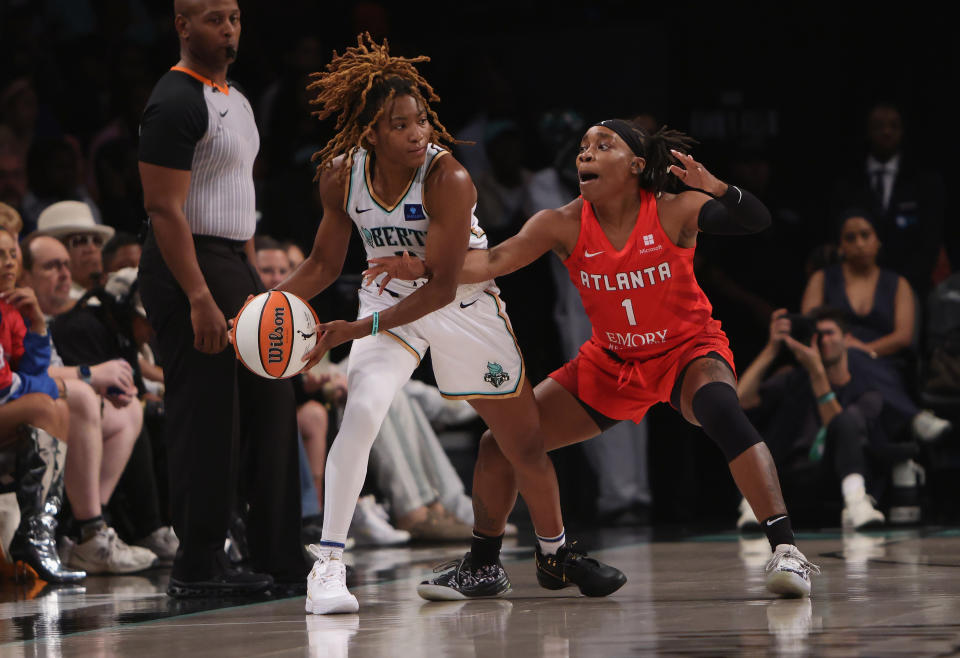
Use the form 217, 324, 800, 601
139, 232, 304, 582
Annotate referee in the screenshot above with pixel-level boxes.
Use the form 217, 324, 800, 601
137, 0, 303, 597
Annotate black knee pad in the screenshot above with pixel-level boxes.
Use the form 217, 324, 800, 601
691, 381, 763, 462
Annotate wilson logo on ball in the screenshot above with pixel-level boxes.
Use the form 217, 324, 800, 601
234, 291, 319, 379
259, 294, 292, 377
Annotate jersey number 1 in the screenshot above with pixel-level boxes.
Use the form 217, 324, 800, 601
621, 299, 637, 326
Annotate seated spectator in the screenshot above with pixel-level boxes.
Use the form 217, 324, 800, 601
737, 307, 916, 529
33, 200, 114, 297
802, 210, 951, 443
0, 225, 79, 582
20, 138, 102, 234
254, 236, 475, 544
0, 202, 22, 238
19, 233, 164, 573
0, 147, 27, 221
102, 232, 142, 274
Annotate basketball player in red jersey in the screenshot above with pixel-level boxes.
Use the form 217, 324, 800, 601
366, 119, 820, 598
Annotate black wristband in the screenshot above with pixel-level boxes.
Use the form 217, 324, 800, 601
697, 185, 771, 235
718, 184, 744, 207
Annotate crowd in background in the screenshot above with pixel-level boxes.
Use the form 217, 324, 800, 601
2, 0, 960, 585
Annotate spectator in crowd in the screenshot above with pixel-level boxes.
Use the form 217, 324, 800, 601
102, 232, 142, 274
0, 202, 23, 239
737, 307, 913, 529
832, 101, 944, 300
801, 210, 951, 444
19, 233, 167, 572
0, 148, 28, 219
33, 201, 114, 297
21, 138, 102, 235
0, 78, 40, 161
0, 225, 81, 582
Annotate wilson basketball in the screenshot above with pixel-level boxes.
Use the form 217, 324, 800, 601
233, 291, 319, 379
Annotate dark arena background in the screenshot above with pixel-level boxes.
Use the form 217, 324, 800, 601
2, 1, 960, 655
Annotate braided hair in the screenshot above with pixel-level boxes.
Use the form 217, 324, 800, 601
634, 125, 697, 194
307, 33, 459, 180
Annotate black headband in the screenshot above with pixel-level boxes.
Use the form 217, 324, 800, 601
595, 119, 645, 157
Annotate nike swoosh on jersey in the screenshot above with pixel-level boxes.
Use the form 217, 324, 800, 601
219, 109, 229, 117
584, 250, 605, 258
356, 207, 373, 213
460, 300, 478, 308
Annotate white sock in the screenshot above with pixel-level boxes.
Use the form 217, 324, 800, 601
841, 473, 866, 501
537, 529, 565, 555
318, 541, 344, 561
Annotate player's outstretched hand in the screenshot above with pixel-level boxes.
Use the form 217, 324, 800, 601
668, 149, 725, 196
362, 251, 426, 294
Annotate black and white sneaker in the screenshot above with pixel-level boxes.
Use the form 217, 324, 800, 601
417, 552, 511, 601
535, 540, 626, 597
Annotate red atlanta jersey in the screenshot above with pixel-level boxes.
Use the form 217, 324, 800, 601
563, 191, 718, 361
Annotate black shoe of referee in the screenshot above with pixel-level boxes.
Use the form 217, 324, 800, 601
535, 540, 626, 597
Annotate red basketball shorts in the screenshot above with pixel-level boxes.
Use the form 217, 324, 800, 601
549, 321, 736, 424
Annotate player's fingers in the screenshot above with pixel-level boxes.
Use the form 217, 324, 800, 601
668, 164, 686, 178
378, 273, 394, 295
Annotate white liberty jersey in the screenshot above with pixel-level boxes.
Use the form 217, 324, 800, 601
346, 144, 491, 299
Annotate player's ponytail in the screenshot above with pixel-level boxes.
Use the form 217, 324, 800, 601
638, 126, 696, 194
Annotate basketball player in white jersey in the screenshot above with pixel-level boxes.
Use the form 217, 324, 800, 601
275, 34, 625, 614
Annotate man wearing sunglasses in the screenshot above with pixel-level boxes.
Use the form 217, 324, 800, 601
33, 201, 114, 299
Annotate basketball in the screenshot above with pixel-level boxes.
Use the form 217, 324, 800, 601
233, 291, 320, 379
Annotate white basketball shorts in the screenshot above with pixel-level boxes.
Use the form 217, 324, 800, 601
356, 283, 525, 400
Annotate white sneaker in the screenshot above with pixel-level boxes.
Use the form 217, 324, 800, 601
765, 544, 820, 598
61, 526, 157, 574
736, 498, 760, 531
305, 545, 359, 615
350, 495, 411, 547
841, 491, 885, 529
912, 409, 952, 442
135, 526, 179, 566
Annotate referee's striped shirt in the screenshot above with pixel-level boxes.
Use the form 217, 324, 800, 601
138, 68, 260, 241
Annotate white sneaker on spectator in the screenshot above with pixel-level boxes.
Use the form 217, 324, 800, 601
765, 544, 820, 598
912, 410, 952, 442
842, 491, 885, 529
736, 497, 761, 531
61, 526, 157, 574
305, 545, 359, 615
350, 495, 411, 547
135, 526, 179, 567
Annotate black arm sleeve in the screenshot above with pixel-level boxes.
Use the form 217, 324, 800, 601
697, 185, 772, 235
138, 73, 208, 170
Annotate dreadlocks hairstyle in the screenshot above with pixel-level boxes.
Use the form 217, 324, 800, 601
633, 124, 698, 194
307, 32, 459, 180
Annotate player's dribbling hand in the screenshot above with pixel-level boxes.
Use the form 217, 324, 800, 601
668, 149, 725, 196
362, 251, 426, 294
301, 320, 362, 370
